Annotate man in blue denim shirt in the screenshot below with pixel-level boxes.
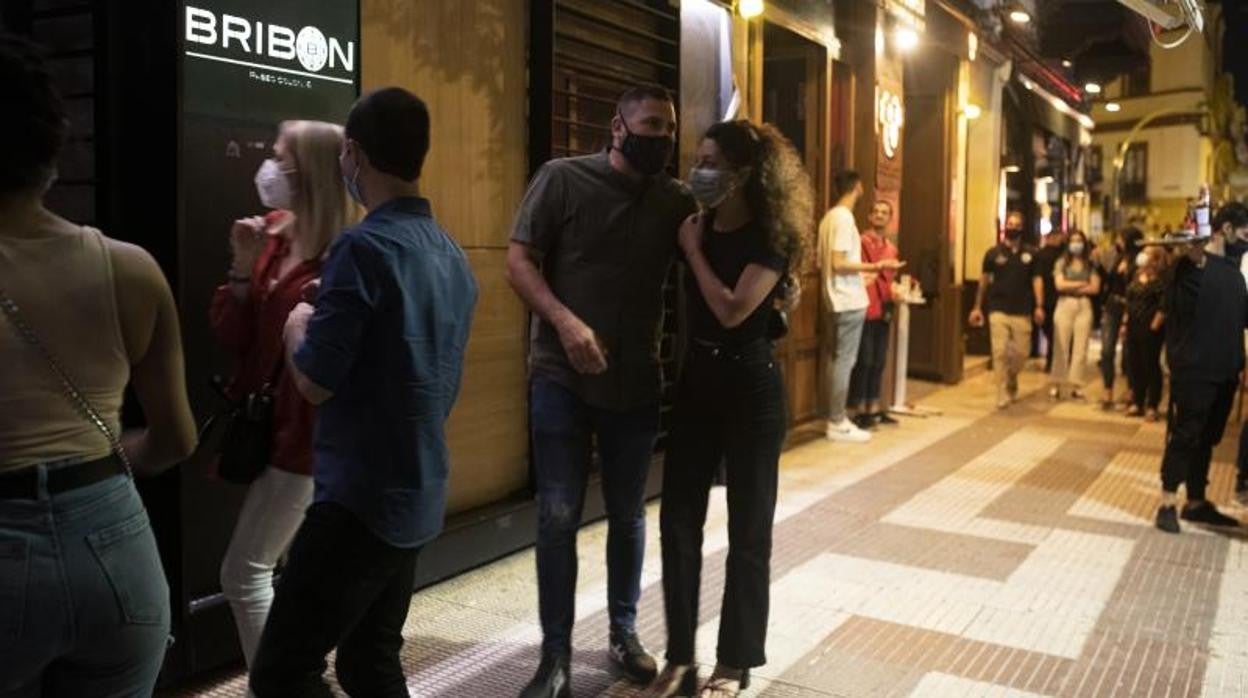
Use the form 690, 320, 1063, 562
250, 88, 477, 698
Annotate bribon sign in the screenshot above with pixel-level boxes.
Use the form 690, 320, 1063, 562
878, 88, 904, 159
184, 5, 355, 85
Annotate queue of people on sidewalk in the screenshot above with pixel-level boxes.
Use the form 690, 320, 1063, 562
968, 201, 1248, 536
4, 27, 1243, 698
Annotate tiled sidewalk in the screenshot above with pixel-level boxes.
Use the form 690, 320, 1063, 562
170, 366, 1248, 697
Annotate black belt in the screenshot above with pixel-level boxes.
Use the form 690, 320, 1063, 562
690, 338, 773, 362
0, 454, 126, 500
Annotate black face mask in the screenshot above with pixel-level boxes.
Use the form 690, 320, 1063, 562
1004, 228, 1022, 241
616, 116, 674, 176
1227, 238, 1248, 262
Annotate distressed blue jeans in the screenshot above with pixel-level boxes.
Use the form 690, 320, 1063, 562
0, 463, 171, 697
530, 376, 658, 656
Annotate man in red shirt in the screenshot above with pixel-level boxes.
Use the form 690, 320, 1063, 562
848, 200, 902, 429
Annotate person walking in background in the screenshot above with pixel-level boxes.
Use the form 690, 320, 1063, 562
656, 120, 810, 698
1097, 227, 1143, 410
1048, 230, 1100, 401
248, 87, 478, 697
1124, 245, 1167, 421
848, 199, 903, 429
1034, 229, 1066, 372
0, 33, 197, 696
1154, 202, 1247, 534
210, 119, 354, 670
968, 211, 1045, 409
506, 84, 697, 697
818, 172, 903, 443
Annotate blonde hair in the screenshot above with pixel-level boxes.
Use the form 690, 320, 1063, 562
280, 120, 356, 259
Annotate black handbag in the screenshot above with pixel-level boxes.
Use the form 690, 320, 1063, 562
200, 359, 282, 485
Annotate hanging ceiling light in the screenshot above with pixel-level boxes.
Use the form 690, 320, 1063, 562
1009, 9, 1032, 24
738, 0, 764, 19
1061, 59, 1073, 68
1084, 82, 1103, 94
1105, 102, 1122, 112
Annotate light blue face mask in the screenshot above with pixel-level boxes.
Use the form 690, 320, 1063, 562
687, 167, 742, 209
341, 146, 364, 206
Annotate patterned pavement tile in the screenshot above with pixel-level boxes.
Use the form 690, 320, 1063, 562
164, 369, 1248, 697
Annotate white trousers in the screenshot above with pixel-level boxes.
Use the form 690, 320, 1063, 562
219, 466, 314, 668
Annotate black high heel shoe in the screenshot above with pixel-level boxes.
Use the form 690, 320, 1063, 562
701, 667, 750, 695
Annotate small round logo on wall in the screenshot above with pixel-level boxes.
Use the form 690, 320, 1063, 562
878, 89, 904, 159
296, 26, 329, 72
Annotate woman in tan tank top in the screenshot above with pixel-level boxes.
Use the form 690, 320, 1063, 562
0, 34, 196, 695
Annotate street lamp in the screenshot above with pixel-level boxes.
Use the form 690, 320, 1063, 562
738, 0, 764, 19
895, 27, 919, 52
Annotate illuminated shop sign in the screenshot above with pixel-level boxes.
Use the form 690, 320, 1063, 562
180, 0, 358, 123
878, 88, 904, 159
185, 5, 355, 86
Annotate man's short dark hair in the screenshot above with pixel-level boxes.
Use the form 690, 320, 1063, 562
834, 171, 861, 199
0, 33, 67, 194
1214, 201, 1248, 233
345, 87, 430, 182
617, 84, 673, 116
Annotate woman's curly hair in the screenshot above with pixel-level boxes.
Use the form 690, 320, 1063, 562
703, 120, 814, 265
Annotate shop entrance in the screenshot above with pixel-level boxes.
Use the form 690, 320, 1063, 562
761, 21, 836, 428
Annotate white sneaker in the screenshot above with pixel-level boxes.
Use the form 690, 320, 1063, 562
826, 419, 871, 443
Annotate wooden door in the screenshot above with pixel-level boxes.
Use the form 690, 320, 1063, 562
762, 22, 829, 427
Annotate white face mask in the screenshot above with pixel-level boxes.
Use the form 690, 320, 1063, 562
255, 158, 294, 210
1068, 242, 1085, 255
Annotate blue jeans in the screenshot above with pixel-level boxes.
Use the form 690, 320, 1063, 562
0, 465, 171, 697
530, 376, 658, 656
824, 309, 866, 422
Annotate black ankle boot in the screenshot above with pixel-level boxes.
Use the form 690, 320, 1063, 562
520, 653, 571, 698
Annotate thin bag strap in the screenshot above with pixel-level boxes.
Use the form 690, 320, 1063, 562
0, 286, 134, 476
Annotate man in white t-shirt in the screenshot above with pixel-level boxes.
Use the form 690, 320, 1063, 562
818, 172, 903, 442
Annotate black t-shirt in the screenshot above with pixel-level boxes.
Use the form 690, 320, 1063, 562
982, 243, 1039, 316
685, 219, 787, 346
1034, 245, 1062, 307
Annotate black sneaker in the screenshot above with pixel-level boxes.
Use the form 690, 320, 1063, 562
609, 631, 658, 684
1181, 501, 1241, 528
852, 413, 877, 431
1155, 505, 1180, 534
875, 411, 900, 426
520, 653, 571, 698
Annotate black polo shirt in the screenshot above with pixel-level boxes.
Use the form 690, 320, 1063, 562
512, 151, 697, 411
982, 243, 1039, 316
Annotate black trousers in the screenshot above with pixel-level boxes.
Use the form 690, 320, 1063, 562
1238, 419, 1248, 492
250, 502, 420, 698
1042, 303, 1057, 371
1161, 376, 1238, 501
848, 319, 890, 407
1100, 298, 1126, 391
661, 341, 785, 669
1125, 327, 1164, 410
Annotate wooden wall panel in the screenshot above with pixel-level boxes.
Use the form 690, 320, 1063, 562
361, 0, 532, 515
445, 249, 530, 515
361, 0, 528, 250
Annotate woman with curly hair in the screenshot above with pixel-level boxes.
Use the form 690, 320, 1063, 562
656, 120, 812, 697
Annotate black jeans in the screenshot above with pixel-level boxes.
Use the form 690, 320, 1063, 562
1161, 376, 1238, 501
1100, 297, 1126, 391
1125, 327, 1164, 410
848, 319, 890, 407
250, 502, 419, 697
661, 340, 785, 669
1238, 420, 1248, 492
